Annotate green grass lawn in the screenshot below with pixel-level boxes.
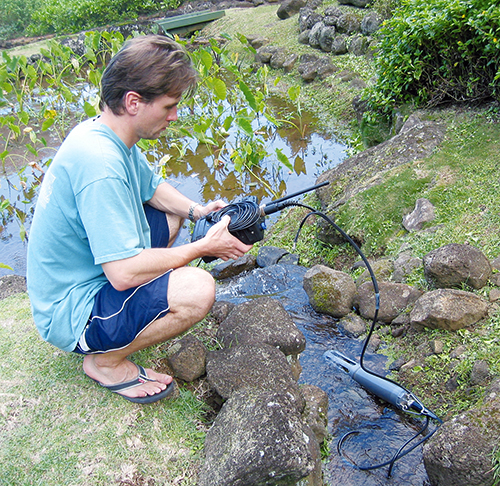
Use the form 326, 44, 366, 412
0, 293, 207, 486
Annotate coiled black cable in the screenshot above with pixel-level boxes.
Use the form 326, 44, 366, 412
206, 200, 261, 231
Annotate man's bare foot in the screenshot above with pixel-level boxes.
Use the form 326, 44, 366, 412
83, 354, 173, 401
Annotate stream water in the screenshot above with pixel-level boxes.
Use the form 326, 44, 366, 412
0, 98, 431, 484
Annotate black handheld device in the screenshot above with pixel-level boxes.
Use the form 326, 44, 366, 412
191, 181, 329, 262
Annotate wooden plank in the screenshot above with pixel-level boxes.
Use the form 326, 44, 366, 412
155, 10, 225, 34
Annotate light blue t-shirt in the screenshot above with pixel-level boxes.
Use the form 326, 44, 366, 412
27, 118, 163, 352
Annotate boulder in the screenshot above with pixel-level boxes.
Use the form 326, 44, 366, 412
360, 11, 382, 34
277, 0, 307, 19
167, 334, 206, 382
199, 389, 315, 486
216, 296, 306, 355
206, 343, 306, 411
410, 289, 489, 331
303, 264, 356, 317
354, 281, 423, 323
423, 243, 492, 290
423, 379, 500, 486
211, 254, 257, 280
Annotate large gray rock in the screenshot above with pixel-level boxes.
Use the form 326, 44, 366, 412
206, 343, 305, 411
423, 243, 492, 290
423, 379, 500, 486
303, 264, 356, 317
361, 11, 382, 34
216, 296, 306, 355
298, 7, 323, 32
277, 0, 307, 19
199, 389, 315, 486
297, 53, 337, 82
410, 288, 489, 331
354, 281, 423, 323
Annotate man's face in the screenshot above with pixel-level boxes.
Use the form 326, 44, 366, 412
135, 93, 181, 140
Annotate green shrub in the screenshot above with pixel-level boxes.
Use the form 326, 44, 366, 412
364, 0, 500, 115
26, 0, 179, 36
0, 0, 42, 40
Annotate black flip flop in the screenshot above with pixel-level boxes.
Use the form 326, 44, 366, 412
96, 364, 175, 404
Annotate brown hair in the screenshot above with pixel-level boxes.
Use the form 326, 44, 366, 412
99, 35, 198, 115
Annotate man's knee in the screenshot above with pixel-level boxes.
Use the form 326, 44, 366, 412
168, 267, 215, 318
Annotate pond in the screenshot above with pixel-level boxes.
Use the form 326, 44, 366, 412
0, 100, 347, 277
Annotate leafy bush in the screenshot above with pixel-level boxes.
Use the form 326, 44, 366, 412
26, 0, 179, 36
364, 0, 500, 115
0, 0, 42, 40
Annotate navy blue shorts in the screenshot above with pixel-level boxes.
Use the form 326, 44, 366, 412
74, 205, 171, 354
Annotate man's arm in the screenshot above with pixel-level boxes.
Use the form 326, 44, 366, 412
101, 181, 251, 291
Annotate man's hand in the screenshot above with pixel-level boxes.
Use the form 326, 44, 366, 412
203, 215, 252, 261
194, 200, 227, 221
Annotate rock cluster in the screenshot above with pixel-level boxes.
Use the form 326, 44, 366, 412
166, 293, 327, 485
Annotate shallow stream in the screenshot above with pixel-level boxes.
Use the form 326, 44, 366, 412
0, 97, 430, 484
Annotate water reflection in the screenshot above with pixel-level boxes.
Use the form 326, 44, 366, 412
0, 100, 346, 276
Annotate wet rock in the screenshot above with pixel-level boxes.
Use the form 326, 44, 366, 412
354, 281, 423, 323
403, 198, 436, 231
301, 384, 329, 443
206, 343, 306, 411
257, 246, 289, 267
199, 389, 315, 486
211, 254, 257, 280
338, 313, 367, 337
277, 0, 307, 19
167, 334, 207, 382
303, 265, 356, 318
410, 289, 488, 331
217, 296, 306, 355
423, 243, 492, 290
423, 379, 500, 486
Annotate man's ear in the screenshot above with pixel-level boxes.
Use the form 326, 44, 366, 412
124, 91, 142, 115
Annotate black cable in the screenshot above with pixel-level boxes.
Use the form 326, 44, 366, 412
207, 200, 261, 231
285, 201, 442, 476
